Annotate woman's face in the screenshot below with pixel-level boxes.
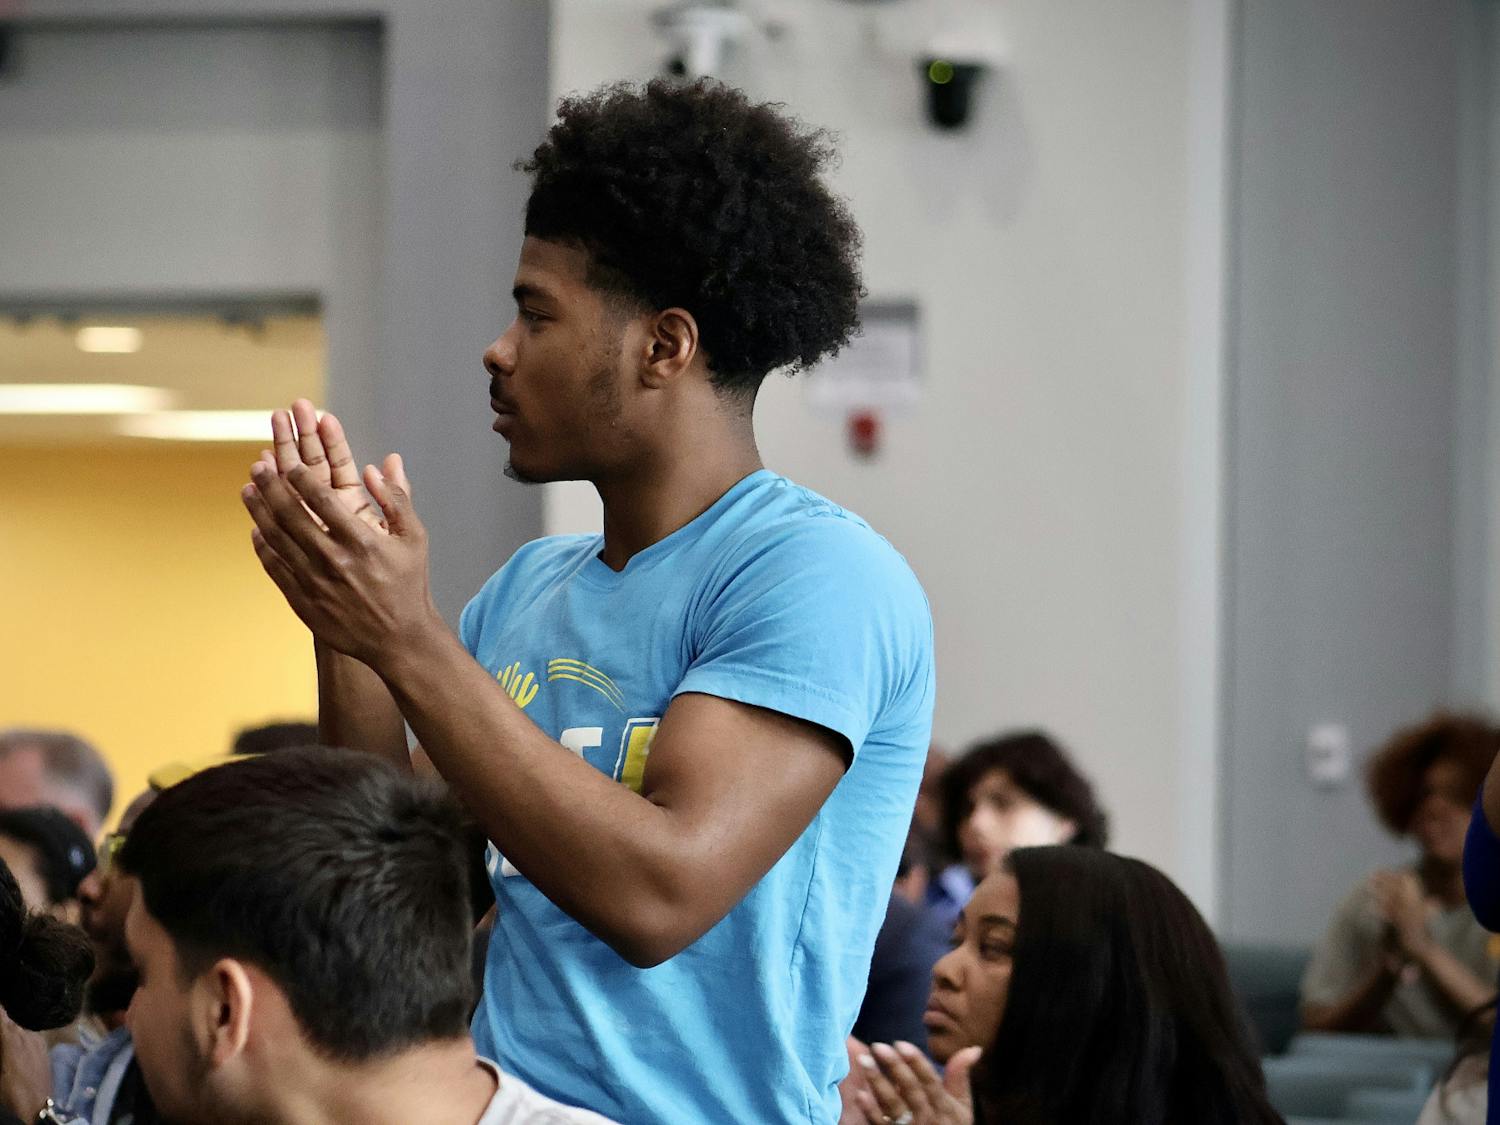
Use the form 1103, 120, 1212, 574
925, 871, 1019, 1063
1411, 757, 1473, 866
957, 769, 1076, 879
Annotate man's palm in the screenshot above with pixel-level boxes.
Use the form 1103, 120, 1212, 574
270, 400, 407, 534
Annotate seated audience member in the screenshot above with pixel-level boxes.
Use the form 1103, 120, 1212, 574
855, 847, 1282, 1125
904, 745, 953, 898
929, 730, 1108, 928
36, 788, 163, 1125
851, 842, 953, 1050
1302, 713, 1500, 1038
0, 855, 95, 1125
229, 719, 318, 756
114, 747, 617, 1124
0, 808, 97, 924
0, 730, 113, 840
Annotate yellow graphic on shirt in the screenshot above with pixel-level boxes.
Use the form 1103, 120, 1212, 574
615, 718, 660, 794
496, 661, 539, 709
546, 658, 625, 711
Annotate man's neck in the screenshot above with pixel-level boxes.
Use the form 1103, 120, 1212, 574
594, 415, 763, 571
251, 1039, 497, 1125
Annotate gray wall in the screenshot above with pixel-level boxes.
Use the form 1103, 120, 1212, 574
1223, 0, 1464, 943
4, 0, 549, 622
546, 0, 1226, 905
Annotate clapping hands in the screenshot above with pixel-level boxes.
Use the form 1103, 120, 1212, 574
242, 400, 439, 670
851, 1040, 979, 1125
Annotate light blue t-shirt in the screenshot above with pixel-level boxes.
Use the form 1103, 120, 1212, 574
462, 470, 935, 1125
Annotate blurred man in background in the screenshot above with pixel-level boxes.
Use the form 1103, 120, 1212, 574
0, 730, 113, 840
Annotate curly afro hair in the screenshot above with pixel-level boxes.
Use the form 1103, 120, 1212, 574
1366, 711, 1500, 835
940, 730, 1110, 856
520, 79, 864, 395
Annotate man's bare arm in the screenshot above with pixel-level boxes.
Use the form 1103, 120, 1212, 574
243, 438, 848, 966
384, 621, 847, 967
317, 641, 409, 772
261, 402, 410, 769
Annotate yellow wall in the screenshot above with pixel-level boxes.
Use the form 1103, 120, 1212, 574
0, 446, 316, 824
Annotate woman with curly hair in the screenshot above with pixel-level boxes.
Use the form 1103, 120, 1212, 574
242, 78, 933, 1123
1301, 713, 1500, 1038
927, 730, 1109, 929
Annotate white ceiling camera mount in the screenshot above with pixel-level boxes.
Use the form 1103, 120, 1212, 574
652, 1, 756, 82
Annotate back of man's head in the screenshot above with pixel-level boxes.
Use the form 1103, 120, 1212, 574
0, 729, 114, 838
119, 747, 474, 1060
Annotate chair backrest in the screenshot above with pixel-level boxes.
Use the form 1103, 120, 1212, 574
1343, 1084, 1433, 1122
1262, 1055, 1435, 1119
1222, 942, 1313, 1056
1289, 1031, 1455, 1071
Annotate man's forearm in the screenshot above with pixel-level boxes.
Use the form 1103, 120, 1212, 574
317, 641, 410, 772
376, 621, 701, 967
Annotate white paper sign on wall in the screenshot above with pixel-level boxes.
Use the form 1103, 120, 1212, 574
805, 300, 922, 415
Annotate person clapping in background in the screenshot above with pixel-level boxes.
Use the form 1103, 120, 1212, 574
1302, 713, 1500, 1039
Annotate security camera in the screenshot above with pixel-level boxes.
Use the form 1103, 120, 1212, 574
914, 27, 1006, 131
653, 2, 754, 82
918, 56, 989, 130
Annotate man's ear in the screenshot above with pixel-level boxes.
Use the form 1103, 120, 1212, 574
197, 958, 255, 1067
640, 307, 700, 388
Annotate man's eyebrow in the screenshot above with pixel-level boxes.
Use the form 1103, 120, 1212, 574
512, 282, 555, 305
976, 915, 1016, 930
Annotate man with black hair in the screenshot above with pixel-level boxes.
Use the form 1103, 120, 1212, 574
244, 78, 934, 1123
115, 749, 615, 1124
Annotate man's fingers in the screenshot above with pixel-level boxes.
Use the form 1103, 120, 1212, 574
251, 528, 312, 605
292, 399, 331, 481
285, 463, 371, 546
271, 409, 305, 475
383, 452, 412, 497
366, 463, 420, 539
243, 484, 319, 573
247, 466, 339, 561
318, 411, 364, 491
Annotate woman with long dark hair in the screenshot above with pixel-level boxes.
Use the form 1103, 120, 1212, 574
854, 846, 1284, 1125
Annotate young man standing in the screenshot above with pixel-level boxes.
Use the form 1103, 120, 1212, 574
244, 79, 934, 1123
